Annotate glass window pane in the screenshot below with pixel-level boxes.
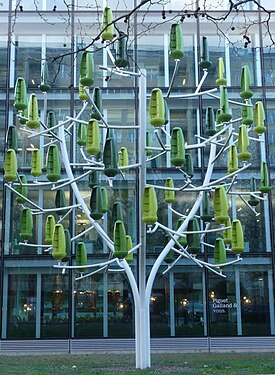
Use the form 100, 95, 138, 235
150, 270, 171, 337
174, 269, 204, 336
138, 35, 165, 88
7, 274, 37, 338
74, 273, 104, 337
108, 273, 134, 337
208, 271, 237, 336
41, 273, 69, 338
240, 267, 270, 335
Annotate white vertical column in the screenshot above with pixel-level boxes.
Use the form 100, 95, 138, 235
254, 33, 262, 87
164, 34, 169, 88
224, 34, 231, 87
138, 69, 148, 369
9, 35, 15, 88
194, 34, 199, 87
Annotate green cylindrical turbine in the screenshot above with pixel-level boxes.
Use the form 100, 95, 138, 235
62, 229, 71, 262
259, 161, 271, 193
240, 65, 253, 100
149, 88, 165, 127
86, 118, 100, 155
242, 99, 253, 126
218, 86, 232, 123
20, 207, 33, 241
142, 186, 158, 225
52, 224, 66, 261
31, 149, 42, 178
205, 106, 216, 136
214, 185, 229, 225
91, 87, 103, 120
118, 147, 129, 172
47, 110, 56, 132
231, 219, 244, 255
253, 101, 266, 135
16, 174, 28, 204
45, 215, 56, 245
77, 123, 87, 147
237, 124, 251, 162
170, 127, 185, 167
214, 237, 227, 265
201, 192, 212, 223
115, 31, 129, 68
125, 236, 134, 263
14, 77, 27, 111
114, 220, 128, 259
7, 125, 18, 151
103, 137, 119, 178
227, 144, 238, 174
4, 149, 17, 182
199, 36, 212, 69
90, 186, 104, 220
80, 51, 94, 87
186, 218, 201, 254
164, 177, 175, 204
76, 242, 87, 273
88, 170, 99, 189
125, 235, 134, 264
169, 23, 184, 60
26, 93, 40, 129
101, 187, 108, 214
55, 189, 67, 216
46, 144, 61, 182
216, 57, 227, 86
184, 153, 194, 177
102, 7, 115, 41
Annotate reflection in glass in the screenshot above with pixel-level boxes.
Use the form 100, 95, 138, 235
108, 273, 134, 337
174, 269, 204, 336
41, 273, 69, 338
150, 270, 170, 337
240, 268, 270, 335
74, 274, 103, 337
208, 272, 237, 336
138, 35, 165, 88
7, 274, 37, 338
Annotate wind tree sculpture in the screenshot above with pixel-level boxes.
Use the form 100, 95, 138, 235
5, 7, 270, 370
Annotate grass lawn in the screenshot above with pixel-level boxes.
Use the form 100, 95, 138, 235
1, 352, 275, 374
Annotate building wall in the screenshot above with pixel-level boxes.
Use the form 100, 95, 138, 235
0, 0, 274, 342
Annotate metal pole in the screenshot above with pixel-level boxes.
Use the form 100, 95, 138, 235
138, 69, 148, 369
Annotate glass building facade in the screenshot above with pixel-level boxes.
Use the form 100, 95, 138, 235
0, 0, 275, 351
